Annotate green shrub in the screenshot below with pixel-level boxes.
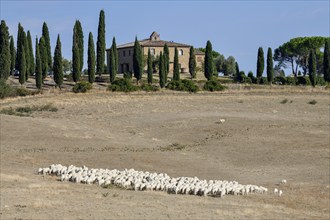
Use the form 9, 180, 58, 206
123, 72, 132, 79
141, 84, 159, 92
0, 80, 14, 99
297, 76, 311, 86
166, 79, 199, 93
286, 77, 297, 85
203, 79, 226, 91
108, 78, 139, 92
241, 76, 252, 84
316, 76, 326, 86
0, 103, 58, 117
274, 76, 287, 85
308, 100, 317, 105
72, 81, 92, 93
281, 99, 288, 104
15, 87, 32, 96
259, 77, 268, 85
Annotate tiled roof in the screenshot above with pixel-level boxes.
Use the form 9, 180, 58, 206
194, 49, 205, 55
115, 39, 191, 49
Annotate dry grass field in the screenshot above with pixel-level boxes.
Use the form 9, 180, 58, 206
0, 83, 329, 219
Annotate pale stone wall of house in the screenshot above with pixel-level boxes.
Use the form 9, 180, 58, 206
117, 47, 134, 73
195, 54, 204, 68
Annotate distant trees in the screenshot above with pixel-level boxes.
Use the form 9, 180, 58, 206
10, 36, 15, 75
133, 37, 143, 84
53, 34, 63, 88
96, 10, 106, 76
308, 50, 316, 87
0, 20, 10, 80
35, 37, 42, 89
224, 56, 236, 76
189, 46, 196, 79
256, 47, 264, 81
87, 32, 95, 84
173, 47, 180, 81
147, 48, 153, 84
159, 52, 165, 88
267, 47, 274, 84
109, 37, 118, 83
204, 40, 214, 80
42, 22, 52, 71
274, 36, 329, 76
16, 23, 26, 85
324, 39, 330, 82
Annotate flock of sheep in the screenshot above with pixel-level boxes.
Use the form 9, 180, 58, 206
38, 164, 284, 198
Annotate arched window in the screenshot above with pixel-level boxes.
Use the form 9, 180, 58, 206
179, 49, 183, 56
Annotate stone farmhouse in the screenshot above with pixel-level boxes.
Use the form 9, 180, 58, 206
106, 32, 204, 74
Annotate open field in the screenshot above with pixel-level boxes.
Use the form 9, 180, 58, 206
0, 87, 329, 219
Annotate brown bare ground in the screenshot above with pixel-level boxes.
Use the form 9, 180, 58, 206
0, 85, 329, 219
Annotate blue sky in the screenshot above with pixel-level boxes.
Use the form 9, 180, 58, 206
1, 0, 329, 74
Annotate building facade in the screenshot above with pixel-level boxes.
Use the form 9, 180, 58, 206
106, 32, 204, 74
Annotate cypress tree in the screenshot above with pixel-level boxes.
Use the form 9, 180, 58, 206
189, 46, 196, 79
323, 39, 330, 82
53, 34, 63, 89
96, 10, 105, 76
256, 47, 264, 81
308, 49, 316, 87
23, 30, 29, 80
109, 47, 116, 83
0, 20, 11, 79
112, 37, 118, 73
18, 46, 26, 85
75, 20, 84, 73
16, 23, 22, 71
39, 37, 48, 80
10, 35, 15, 76
35, 37, 42, 89
147, 48, 153, 84
87, 32, 95, 84
72, 41, 80, 83
42, 22, 52, 70
133, 37, 143, 85
159, 52, 165, 88
163, 43, 169, 78
235, 62, 239, 78
173, 47, 180, 81
204, 40, 213, 80
72, 22, 81, 83
27, 31, 35, 77
267, 47, 274, 84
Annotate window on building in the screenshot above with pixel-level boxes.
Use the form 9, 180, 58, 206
179, 49, 183, 56
123, 51, 126, 57
129, 50, 131, 56
150, 48, 155, 55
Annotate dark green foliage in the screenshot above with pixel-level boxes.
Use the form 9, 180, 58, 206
133, 37, 143, 84
23, 30, 29, 80
297, 76, 311, 85
173, 47, 180, 81
107, 78, 139, 92
308, 50, 316, 87
109, 47, 116, 83
72, 81, 92, 93
316, 76, 326, 86
236, 71, 246, 83
285, 77, 297, 85
266, 47, 274, 84
141, 83, 159, 92
163, 43, 169, 78
147, 48, 153, 84
256, 47, 264, 80
27, 31, 34, 77
0, 20, 11, 79
0, 79, 14, 98
39, 37, 48, 80
196, 47, 220, 58
123, 72, 132, 79
35, 37, 42, 89
15, 23, 22, 71
53, 35, 63, 88
112, 37, 118, 74
324, 39, 330, 82
224, 56, 236, 76
274, 76, 287, 85
87, 32, 95, 84
204, 40, 214, 80
75, 20, 84, 73
259, 77, 268, 85
247, 71, 255, 83
166, 79, 199, 93
308, 100, 317, 105
72, 41, 80, 83
189, 46, 196, 79
159, 52, 165, 88
42, 22, 52, 71
96, 10, 106, 76
235, 62, 239, 80
10, 35, 15, 75
203, 79, 226, 91
18, 42, 26, 85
